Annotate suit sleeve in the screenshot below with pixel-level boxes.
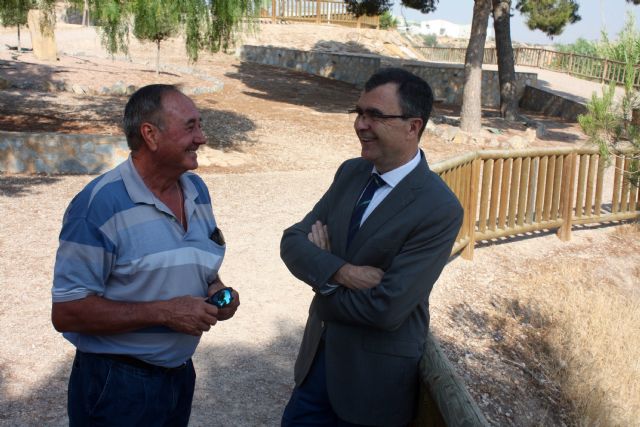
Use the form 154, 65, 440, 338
280, 163, 349, 292
313, 198, 463, 331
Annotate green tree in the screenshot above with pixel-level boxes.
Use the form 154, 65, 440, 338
131, 0, 180, 74
0, 0, 54, 52
555, 38, 598, 57
74, 0, 260, 67
379, 10, 398, 29
515, 0, 580, 37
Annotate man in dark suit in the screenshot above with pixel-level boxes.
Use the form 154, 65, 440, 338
280, 68, 463, 427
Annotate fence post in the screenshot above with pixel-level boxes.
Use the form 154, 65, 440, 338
602, 60, 608, 84
558, 153, 576, 241
272, 0, 276, 22
462, 159, 481, 260
357, 14, 361, 29
536, 49, 542, 68
316, 0, 321, 23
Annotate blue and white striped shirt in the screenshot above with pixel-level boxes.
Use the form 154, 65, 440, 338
52, 157, 225, 367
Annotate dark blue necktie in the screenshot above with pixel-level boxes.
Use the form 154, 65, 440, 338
347, 173, 385, 248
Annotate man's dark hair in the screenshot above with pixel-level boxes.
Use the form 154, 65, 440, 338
123, 84, 181, 151
364, 68, 433, 139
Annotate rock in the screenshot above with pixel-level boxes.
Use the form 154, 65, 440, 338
508, 135, 528, 149
524, 127, 536, 143
452, 131, 469, 145
442, 126, 459, 142
71, 84, 86, 94
0, 78, 11, 89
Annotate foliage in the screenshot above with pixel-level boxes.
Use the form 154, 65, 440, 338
554, 37, 598, 57
344, 0, 437, 17
421, 33, 437, 47
72, 0, 260, 63
578, 82, 640, 188
0, 0, 55, 32
379, 10, 397, 29
515, 0, 580, 37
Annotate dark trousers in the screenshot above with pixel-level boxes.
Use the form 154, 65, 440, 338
282, 341, 370, 427
68, 350, 196, 427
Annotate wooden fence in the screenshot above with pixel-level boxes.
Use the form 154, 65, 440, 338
418, 146, 639, 426
415, 46, 640, 87
260, 0, 379, 28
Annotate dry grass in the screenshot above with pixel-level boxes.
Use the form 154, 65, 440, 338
485, 225, 640, 426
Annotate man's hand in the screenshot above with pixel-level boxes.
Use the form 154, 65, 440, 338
207, 276, 240, 321
308, 220, 331, 251
162, 296, 219, 336
332, 263, 384, 290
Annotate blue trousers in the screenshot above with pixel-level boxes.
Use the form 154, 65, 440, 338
282, 342, 370, 427
68, 351, 196, 427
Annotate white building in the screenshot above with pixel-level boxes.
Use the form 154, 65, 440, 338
398, 18, 494, 39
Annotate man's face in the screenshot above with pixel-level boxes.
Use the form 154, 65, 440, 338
153, 91, 207, 174
353, 83, 420, 173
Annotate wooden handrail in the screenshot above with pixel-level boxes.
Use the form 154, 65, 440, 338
415, 46, 640, 87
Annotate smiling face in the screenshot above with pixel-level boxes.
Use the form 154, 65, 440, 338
151, 91, 207, 175
354, 83, 422, 174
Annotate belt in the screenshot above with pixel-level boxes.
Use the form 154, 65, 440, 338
87, 352, 189, 373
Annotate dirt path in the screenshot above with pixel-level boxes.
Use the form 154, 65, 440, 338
1, 23, 638, 426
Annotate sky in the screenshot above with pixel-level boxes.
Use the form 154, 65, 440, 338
392, 0, 640, 46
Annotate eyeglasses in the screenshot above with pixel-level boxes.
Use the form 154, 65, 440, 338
206, 287, 234, 308
348, 107, 415, 122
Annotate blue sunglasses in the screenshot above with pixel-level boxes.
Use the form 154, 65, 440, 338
206, 287, 234, 308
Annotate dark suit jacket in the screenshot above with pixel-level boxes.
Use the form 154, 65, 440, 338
280, 152, 463, 426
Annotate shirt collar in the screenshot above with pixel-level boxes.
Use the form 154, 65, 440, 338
120, 155, 197, 204
372, 150, 421, 188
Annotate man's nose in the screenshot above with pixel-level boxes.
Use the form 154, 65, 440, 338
194, 126, 207, 145
354, 114, 370, 130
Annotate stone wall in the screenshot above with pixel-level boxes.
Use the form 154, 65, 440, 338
519, 85, 588, 122
238, 45, 381, 87
238, 45, 538, 107
0, 131, 129, 174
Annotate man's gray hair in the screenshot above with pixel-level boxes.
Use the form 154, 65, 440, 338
122, 84, 181, 151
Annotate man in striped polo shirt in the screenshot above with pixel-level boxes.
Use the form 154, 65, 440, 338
51, 85, 238, 426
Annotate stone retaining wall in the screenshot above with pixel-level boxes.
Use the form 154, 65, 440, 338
0, 131, 129, 174
519, 85, 588, 121
238, 45, 381, 87
238, 45, 538, 107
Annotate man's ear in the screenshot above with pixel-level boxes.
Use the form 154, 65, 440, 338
140, 122, 159, 152
408, 118, 423, 139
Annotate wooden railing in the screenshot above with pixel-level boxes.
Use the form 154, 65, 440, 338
418, 146, 639, 426
415, 46, 640, 87
260, 0, 379, 28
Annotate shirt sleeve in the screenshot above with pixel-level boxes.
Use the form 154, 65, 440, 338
52, 215, 115, 303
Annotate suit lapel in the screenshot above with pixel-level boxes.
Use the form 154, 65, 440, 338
334, 162, 372, 257
346, 155, 430, 256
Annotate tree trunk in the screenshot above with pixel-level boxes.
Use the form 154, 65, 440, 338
492, 0, 518, 120
82, 0, 89, 26
460, 0, 492, 134
17, 24, 21, 52
156, 40, 161, 75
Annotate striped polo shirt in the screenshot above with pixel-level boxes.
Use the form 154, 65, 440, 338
52, 157, 225, 367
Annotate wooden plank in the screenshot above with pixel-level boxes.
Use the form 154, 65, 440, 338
612, 155, 623, 213
574, 154, 588, 217
526, 157, 538, 224
584, 153, 597, 216
551, 155, 563, 220
517, 157, 530, 226
621, 157, 631, 212
535, 156, 548, 222
508, 158, 522, 229
558, 153, 577, 241
498, 158, 512, 229
543, 155, 556, 221
594, 154, 605, 216
478, 159, 492, 232
489, 159, 502, 231
419, 333, 489, 427
462, 159, 481, 260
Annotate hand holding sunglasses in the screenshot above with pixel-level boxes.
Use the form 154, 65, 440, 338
206, 287, 235, 308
